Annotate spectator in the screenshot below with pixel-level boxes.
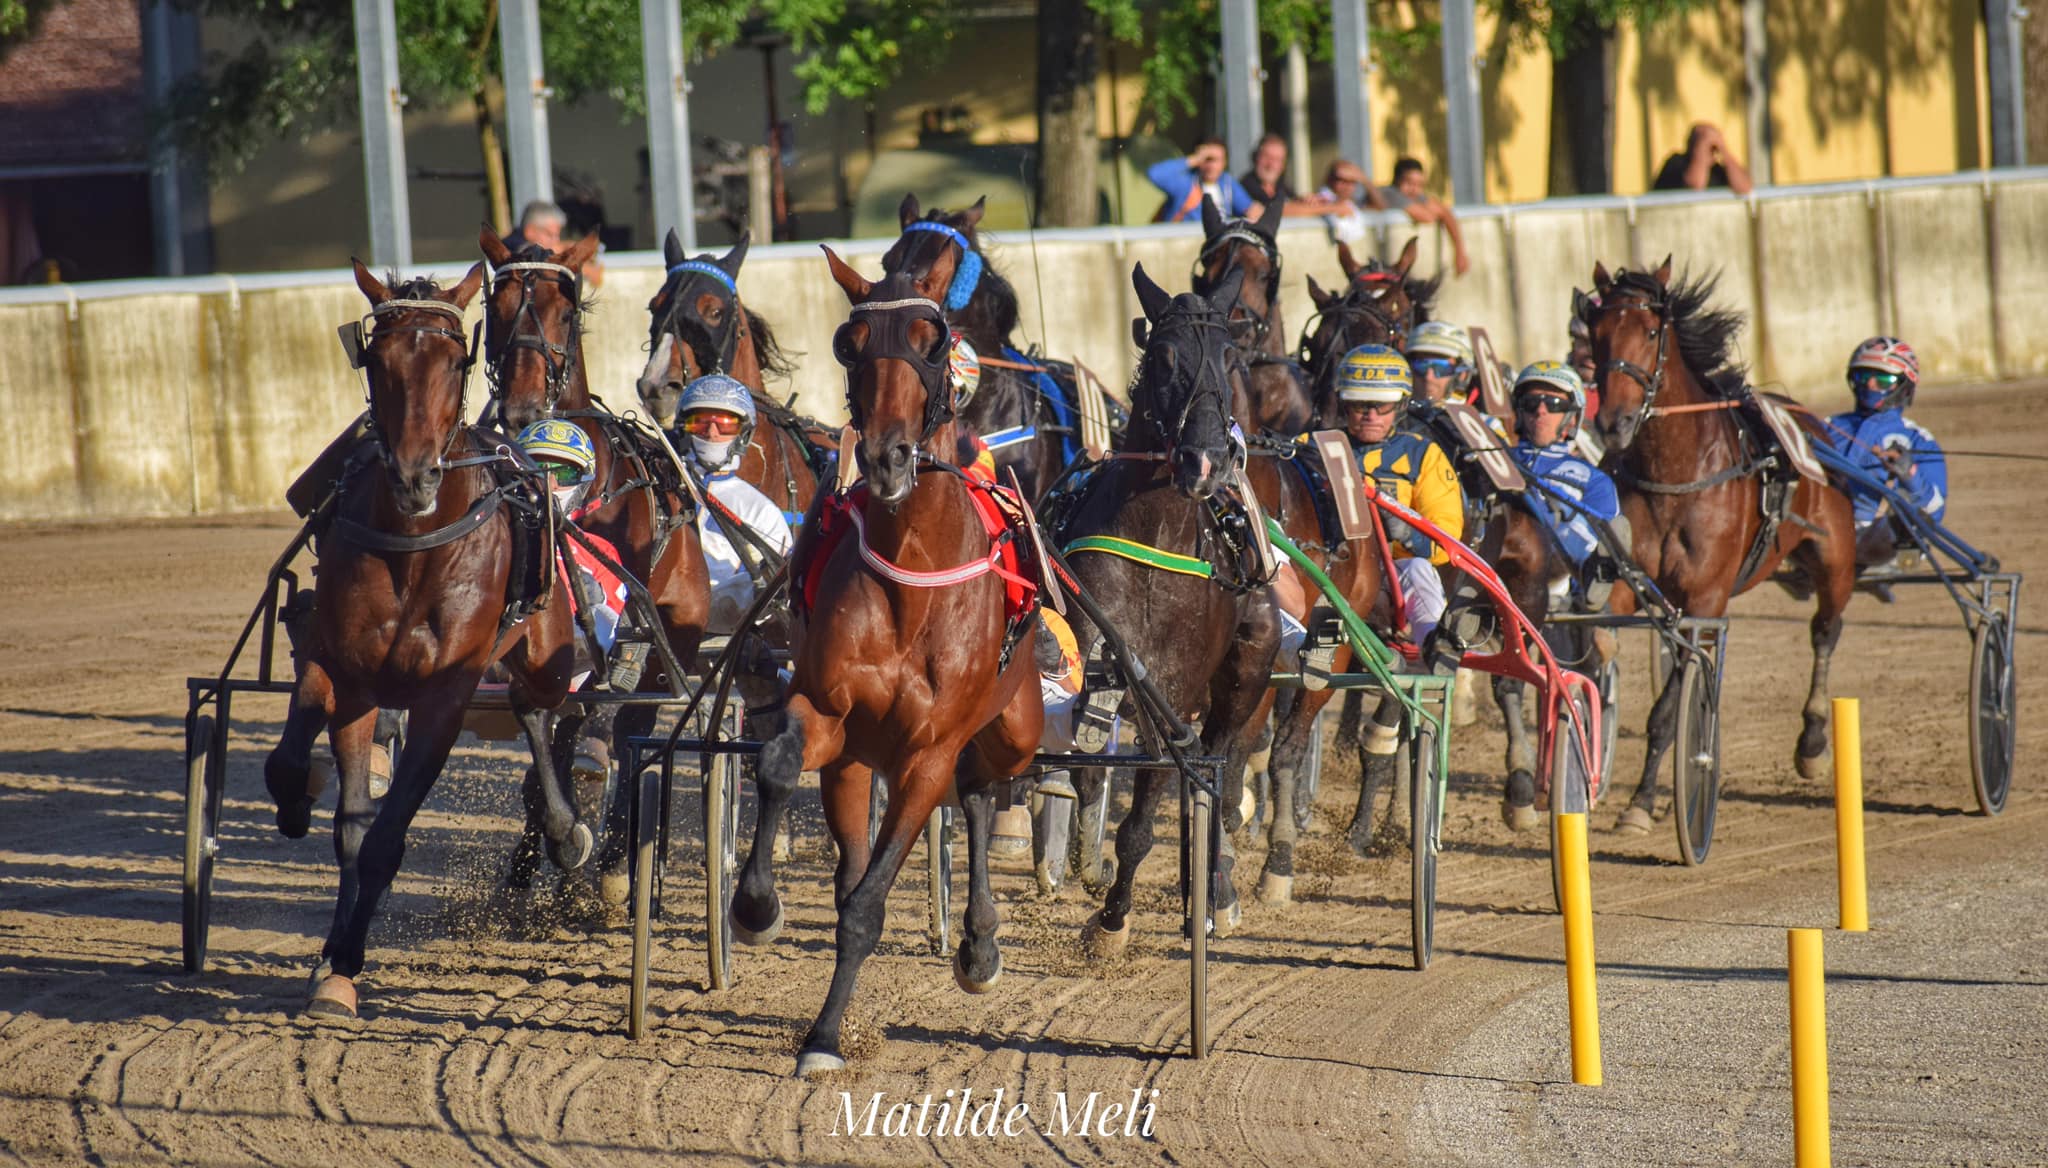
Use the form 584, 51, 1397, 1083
502, 199, 606, 287
1307, 158, 1386, 244
1148, 138, 1256, 223
1379, 158, 1472, 277
1652, 122, 1755, 195
1240, 133, 1296, 208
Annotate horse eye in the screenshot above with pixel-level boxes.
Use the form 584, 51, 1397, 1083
703, 303, 724, 325
832, 324, 862, 367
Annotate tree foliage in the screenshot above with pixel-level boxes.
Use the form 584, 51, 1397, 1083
1490, 0, 1706, 54
0, 0, 63, 61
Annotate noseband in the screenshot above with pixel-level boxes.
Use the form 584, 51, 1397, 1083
484, 259, 582, 414
654, 258, 743, 376
833, 291, 954, 441
1596, 284, 1674, 431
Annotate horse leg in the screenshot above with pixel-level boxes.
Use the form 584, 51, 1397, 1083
955, 673, 1039, 987
1793, 541, 1852, 780
1087, 766, 1165, 958
1203, 624, 1279, 934
736, 695, 843, 943
1261, 684, 1335, 904
512, 699, 593, 871
315, 693, 374, 984
1073, 766, 1112, 888
309, 696, 468, 1018
265, 659, 335, 839
1617, 667, 1686, 833
592, 701, 656, 904
1496, 676, 1539, 831
795, 750, 952, 1077
1346, 718, 1400, 857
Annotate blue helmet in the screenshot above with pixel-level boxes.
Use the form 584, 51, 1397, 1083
678, 373, 757, 426
515, 418, 596, 483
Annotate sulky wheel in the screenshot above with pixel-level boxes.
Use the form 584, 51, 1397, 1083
1409, 724, 1440, 971
1969, 612, 2017, 816
181, 713, 224, 974
926, 806, 953, 957
704, 745, 740, 992
1595, 656, 1621, 789
1670, 658, 1722, 867
628, 757, 663, 1039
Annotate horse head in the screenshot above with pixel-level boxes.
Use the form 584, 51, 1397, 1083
1192, 195, 1286, 353
824, 246, 954, 508
640, 229, 751, 426
1587, 256, 1675, 451
882, 193, 993, 316
477, 228, 598, 432
1299, 238, 1423, 424
1131, 262, 1244, 500
349, 259, 485, 517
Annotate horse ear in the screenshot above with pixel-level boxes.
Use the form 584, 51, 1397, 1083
821, 244, 872, 304
663, 228, 685, 268
1207, 265, 1247, 316
1200, 194, 1225, 239
1336, 241, 1361, 279
479, 227, 511, 266
1306, 274, 1333, 309
1255, 195, 1284, 238
451, 261, 487, 308
1592, 262, 1613, 293
721, 231, 750, 275
959, 196, 986, 230
1131, 262, 1171, 322
352, 259, 390, 305
1394, 236, 1419, 277
1654, 254, 1673, 285
899, 192, 922, 229
562, 233, 601, 270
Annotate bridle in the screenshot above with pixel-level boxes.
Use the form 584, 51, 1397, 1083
1132, 302, 1239, 465
652, 258, 743, 376
1299, 272, 1414, 377
342, 295, 479, 467
1588, 279, 1673, 434
484, 259, 583, 414
1193, 224, 1282, 350
833, 284, 955, 442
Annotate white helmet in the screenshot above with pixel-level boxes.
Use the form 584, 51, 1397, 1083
678, 373, 758, 473
1513, 360, 1587, 411
1405, 320, 1474, 366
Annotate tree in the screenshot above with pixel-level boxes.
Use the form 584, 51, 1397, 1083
1036, 0, 1100, 228
0, 0, 62, 61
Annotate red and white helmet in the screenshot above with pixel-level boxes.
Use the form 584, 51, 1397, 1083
1848, 336, 1919, 385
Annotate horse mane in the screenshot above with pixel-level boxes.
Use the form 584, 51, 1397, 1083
1611, 266, 1747, 395
387, 273, 443, 302
503, 241, 599, 312
745, 306, 796, 379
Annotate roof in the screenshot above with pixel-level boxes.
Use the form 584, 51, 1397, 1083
0, 0, 146, 170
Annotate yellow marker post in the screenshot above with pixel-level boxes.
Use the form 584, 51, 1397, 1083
1557, 812, 1602, 1086
1831, 698, 1868, 932
1788, 928, 1831, 1166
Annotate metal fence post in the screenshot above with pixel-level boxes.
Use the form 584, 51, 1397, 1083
498, 0, 554, 217
351, 0, 411, 267
1440, 0, 1486, 205
641, 0, 696, 251
1332, 0, 1375, 183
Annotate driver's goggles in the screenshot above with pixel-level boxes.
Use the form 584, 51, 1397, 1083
1408, 356, 1462, 379
1513, 393, 1573, 416
1849, 369, 1902, 391
680, 410, 745, 435
542, 462, 587, 487
1341, 400, 1402, 418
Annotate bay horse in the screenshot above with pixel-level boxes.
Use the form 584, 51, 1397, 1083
1587, 260, 1857, 830
1057, 262, 1284, 945
636, 229, 827, 519
265, 262, 586, 1017
1191, 196, 1311, 435
883, 194, 1069, 501
738, 253, 1044, 1077
477, 229, 712, 892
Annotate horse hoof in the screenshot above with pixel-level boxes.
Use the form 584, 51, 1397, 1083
1082, 913, 1129, 959
599, 868, 631, 907
731, 896, 784, 946
771, 828, 793, 863
305, 755, 333, 801
265, 754, 317, 839
1259, 872, 1293, 905
1035, 862, 1062, 897
304, 972, 358, 1020
1212, 897, 1243, 939
953, 946, 1003, 994
1613, 805, 1654, 834
794, 1049, 846, 1078
274, 798, 315, 841
1795, 750, 1831, 781
548, 822, 595, 872
367, 742, 393, 801
1501, 801, 1541, 833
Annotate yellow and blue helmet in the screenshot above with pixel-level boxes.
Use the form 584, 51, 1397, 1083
1336, 343, 1412, 404
515, 418, 596, 482
1513, 359, 1586, 413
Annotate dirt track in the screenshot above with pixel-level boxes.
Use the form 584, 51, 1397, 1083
3, 387, 2046, 1166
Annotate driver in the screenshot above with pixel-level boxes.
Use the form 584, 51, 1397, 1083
1825, 336, 1947, 573
1508, 361, 1628, 606
1404, 320, 1478, 407
675, 374, 795, 631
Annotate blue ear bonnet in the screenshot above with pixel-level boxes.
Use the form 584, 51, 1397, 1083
903, 220, 982, 311
666, 259, 736, 294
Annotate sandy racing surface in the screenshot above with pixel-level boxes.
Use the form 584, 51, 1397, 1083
3, 387, 2047, 1165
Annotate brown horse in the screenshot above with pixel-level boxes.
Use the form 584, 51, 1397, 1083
883, 195, 1069, 501
636, 229, 826, 518
1189, 196, 1308, 435
1587, 260, 1857, 831
265, 263, 586, 1017
1298, 238, 1436, 428
477, 229, 711, 892
738, 254, 1044, 1077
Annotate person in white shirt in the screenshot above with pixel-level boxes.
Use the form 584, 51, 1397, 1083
674, 374, 794, 632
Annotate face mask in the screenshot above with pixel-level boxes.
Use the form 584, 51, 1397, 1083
689, 435, 736, 470
552, 483, 587, 514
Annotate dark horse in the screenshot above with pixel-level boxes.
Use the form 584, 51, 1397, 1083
1060, 262, 1284, 946
883, 194, 1067, 501
477, 229, 712, 895
1587, 260, 1857, 831
738, 252, 1045, 1077
1299, 238, 1436, 427
265, 262, 586, 1017
636, 229, 826, 518
1190, 196, 1309, 434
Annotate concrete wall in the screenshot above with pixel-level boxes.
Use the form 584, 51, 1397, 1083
4, 171, 2046, 523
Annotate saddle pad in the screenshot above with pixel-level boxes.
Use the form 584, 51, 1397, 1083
1311, 429, 1376, 541
1754, 393, 1829, 484
1468, 327, 1513, 419
1439, 400, 1527, 491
